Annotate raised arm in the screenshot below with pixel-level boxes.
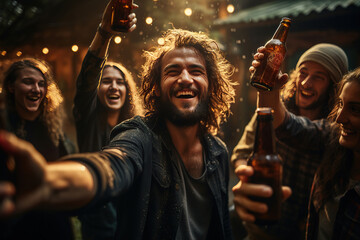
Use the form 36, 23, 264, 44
251, 46, 289, 128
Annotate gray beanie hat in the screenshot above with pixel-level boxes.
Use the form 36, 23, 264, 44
296, 43, 349, 84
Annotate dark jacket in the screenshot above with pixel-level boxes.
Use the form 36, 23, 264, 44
70, 116, 232, 239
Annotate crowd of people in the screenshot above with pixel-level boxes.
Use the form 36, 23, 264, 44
0, 0, 359, 239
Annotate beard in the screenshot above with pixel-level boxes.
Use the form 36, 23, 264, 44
159, 97, 209, 127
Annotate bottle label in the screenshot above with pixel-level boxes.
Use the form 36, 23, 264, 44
267, 52, 283, 69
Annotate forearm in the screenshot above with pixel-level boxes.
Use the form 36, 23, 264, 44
43, 161, 96, 210
257, 90, 286, 128
89, 27, 113, 58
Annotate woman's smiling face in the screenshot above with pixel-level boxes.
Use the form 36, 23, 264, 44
336, 81, 360, 151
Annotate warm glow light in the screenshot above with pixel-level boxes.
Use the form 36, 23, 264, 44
145, 17, 153, 25
16, 51, 22, 57
157, 38, 165, 45
71, 45, 79, 52
42, 47, 49, 55
114, 36, 122, 44
227, 4, 235, 13
184, 8, 192, 16
1, 51, 6, 56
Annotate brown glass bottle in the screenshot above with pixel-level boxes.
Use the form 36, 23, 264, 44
110, 0, 133, 32
250, 17, 291, 91
245, 107, 283, 224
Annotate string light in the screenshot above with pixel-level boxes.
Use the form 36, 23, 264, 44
42, 47, 49, 54
146, 17, 153, 25
1, 50, 6, 56
71, 45, 79, 52
184, 8, 192, 16
227, 4, 235, 13
114, 36, 122, 44
157, 37, 165, 45
16, 51, 22, 57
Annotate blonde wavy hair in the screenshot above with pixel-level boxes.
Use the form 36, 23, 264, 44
2, 58, 65, 146
140, 29, 236, 134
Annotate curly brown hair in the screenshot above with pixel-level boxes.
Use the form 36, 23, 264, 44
104, 62, 144, 121
2, 58, 65, 146
140, 29, 236, 134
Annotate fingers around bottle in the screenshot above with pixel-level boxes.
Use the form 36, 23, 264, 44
128, 24, 137, 32
129, 13, 136, 21
132, 3, 139, 9
234, 165, 253, 178
257, 46, 266, 53
233, 181, 273, 198
252, 59, 261, 68
233, 193, 268, 215
282, 186, 292, 201
0, 197, 15, 218
234, 203, 256, 222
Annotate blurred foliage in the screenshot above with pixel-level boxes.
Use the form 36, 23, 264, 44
0, 0, 63, 38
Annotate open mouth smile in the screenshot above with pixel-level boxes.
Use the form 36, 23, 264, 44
175, 90, 196, 99
27, 95, 41, 101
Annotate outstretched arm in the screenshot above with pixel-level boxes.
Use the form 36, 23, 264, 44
0, 131, 95, 218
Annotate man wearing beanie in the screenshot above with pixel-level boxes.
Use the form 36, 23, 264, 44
230, 43, 348, 240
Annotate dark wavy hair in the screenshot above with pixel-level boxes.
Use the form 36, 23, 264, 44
1, 58, 65, 146
281, 68, 336, 120
312, 67, 360, 208
103, 62, 144, 122
140, 29, 236, 134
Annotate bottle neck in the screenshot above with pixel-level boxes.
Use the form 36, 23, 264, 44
253, 116, 276, 154
272, 22, 290, 43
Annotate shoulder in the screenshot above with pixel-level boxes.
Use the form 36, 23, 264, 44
205, 134, 228, 156
109, 116, 154, 143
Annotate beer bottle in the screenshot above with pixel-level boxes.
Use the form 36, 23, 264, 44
110, 0, 133, 32
245, 107, 283, 224
250, 17, 291, 91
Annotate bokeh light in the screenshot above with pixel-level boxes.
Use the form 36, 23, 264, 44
157, 37, 165, 45
71, 45, 79, 52
1, 50, 6, 56
227, 4, 235, 13
42, 47, 49, 54
114, 36, 122, 44
146, 17, 153, 25
16, 51, 22, 57
184, 8, 192, 16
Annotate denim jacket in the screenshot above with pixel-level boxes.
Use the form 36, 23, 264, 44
70, 116, 232, 239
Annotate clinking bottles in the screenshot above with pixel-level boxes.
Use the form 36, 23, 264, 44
245, 107, 283, 224
250, 17, 291, 91
110, 0, 133, 32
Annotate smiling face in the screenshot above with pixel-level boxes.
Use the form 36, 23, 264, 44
9, 67, 46, 120
97, 66, 127, 112
295, 61, 331, 112
336, 81, 360, 151
159, 47, 209, 126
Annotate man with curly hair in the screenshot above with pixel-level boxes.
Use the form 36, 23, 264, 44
0, 58, 76, 239
0, 7, 237, 240
231, 43, 348, 240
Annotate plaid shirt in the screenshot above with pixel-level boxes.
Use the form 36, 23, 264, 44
232, 112, 326, 239
277, 113, 360, 240
306, 182, 360, 240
